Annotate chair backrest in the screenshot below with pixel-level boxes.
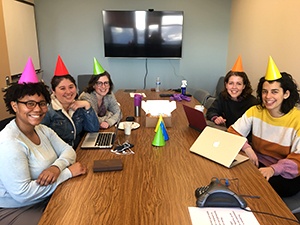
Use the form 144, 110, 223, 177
204, 96, 215, 109
193, 89, 211, 105
215, 76, 225, 97
0, 116, 15, 131
77, 74, 92, 95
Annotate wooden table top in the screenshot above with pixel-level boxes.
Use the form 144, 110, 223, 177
38, 89, 297, 225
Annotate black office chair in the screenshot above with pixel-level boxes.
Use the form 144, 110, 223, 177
0, 116, 15, 131
77, 74, 92, 95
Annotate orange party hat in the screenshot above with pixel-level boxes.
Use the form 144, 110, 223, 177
18, 57, 39, 84
54, 55, 70, 76
231, 55, 244, 72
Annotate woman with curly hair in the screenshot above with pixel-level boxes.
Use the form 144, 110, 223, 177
228, 57, 300, 197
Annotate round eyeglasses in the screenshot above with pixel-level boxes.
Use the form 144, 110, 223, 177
17, 100, 48, 109
95, 81, 110, 87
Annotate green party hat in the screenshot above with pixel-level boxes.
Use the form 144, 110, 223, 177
152, 125, 166, 147
93, 57, 105, 75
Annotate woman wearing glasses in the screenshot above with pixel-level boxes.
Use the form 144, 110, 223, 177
42, 56, 100, 149
0, 58, 87, 225
79, 58, 122, 129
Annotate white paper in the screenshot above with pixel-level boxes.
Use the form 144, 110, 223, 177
130, 93, 146, 98
188, 207, 260, 225
141, 100, 176, 116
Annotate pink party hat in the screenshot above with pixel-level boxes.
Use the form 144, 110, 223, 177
18, 57, 39, 84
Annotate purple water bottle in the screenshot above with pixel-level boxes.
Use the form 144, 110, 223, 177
134, 94, 142, 117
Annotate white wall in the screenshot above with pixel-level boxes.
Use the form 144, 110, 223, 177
34, 0, 231, 94
228, 0, 300, 93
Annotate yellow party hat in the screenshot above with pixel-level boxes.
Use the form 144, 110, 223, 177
155, 114, 164, 132
265, 56, 282, 81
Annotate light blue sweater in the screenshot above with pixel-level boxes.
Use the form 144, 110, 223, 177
0, 120, 76, 208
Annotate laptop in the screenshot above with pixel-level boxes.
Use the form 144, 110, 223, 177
81, 122, 119, 149
183, 105, 227, 132
190, 126, 248, 168
183, 104, 207, 132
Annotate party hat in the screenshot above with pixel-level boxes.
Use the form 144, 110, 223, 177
93, 57, 105, 75
18, 57, 39, 84
152, 125, 166, 147
265, 56, 282, 81
155, 114, 164, 132
54, 55, 70, 76
160, 122, 169, 141
231, 55, 244, 72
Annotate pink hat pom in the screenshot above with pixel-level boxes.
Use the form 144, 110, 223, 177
18, 57, 39, 84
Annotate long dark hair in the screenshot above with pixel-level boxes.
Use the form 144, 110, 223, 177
221, 71, 253, 100
256, 72, 300, 114
84, 71, 114, 94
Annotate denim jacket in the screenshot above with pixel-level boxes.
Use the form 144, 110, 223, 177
42, 95, 100, 149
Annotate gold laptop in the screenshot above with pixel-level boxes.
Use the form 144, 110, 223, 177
190, 126, 248, 168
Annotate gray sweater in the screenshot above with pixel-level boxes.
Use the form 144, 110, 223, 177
79, 91, 122, 126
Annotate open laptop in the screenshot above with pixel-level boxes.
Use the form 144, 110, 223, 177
190, 126, 248, 168
183, 105, 227, 132
183, 104, 207, 132
81, 122, 119, 149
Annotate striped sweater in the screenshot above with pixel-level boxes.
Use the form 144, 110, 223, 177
228, 106, 300, 179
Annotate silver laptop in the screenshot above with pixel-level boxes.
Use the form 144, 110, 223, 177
81, 122, 119, 149
190, 126, 248, 168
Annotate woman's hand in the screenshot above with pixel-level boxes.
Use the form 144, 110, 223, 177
100, 121, 109, 129
68, 162, 87, 177
259, 167, 275, 180
36, 165, 61, 186
244, 147, 259, 167
69, 100, 91, 111
214, 116, 226, 126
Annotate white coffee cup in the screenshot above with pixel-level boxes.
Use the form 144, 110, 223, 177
124, 122, 132, 135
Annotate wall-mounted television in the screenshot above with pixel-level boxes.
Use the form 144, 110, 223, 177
102, 10, 184, 58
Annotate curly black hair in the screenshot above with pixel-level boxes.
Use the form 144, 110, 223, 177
256, 72, 300, 114
4, 82, 51, 114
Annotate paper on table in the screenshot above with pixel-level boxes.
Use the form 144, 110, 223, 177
130, 93, 146, 98
188, 207, 260, 225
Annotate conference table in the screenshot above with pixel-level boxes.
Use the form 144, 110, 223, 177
38, 89, 297, 225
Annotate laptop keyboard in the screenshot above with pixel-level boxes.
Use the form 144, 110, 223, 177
95, 133, 113, 147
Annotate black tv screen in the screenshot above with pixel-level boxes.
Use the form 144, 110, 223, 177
102, 10, 184, 58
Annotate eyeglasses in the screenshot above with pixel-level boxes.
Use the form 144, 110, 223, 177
17, 100, 48, 109
95, 81, 110, 87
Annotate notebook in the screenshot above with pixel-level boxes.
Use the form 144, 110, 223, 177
81, 122, 119, 149
190, 126, 248, 168
93, 159, 123, 172
183, 104, 207, 132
